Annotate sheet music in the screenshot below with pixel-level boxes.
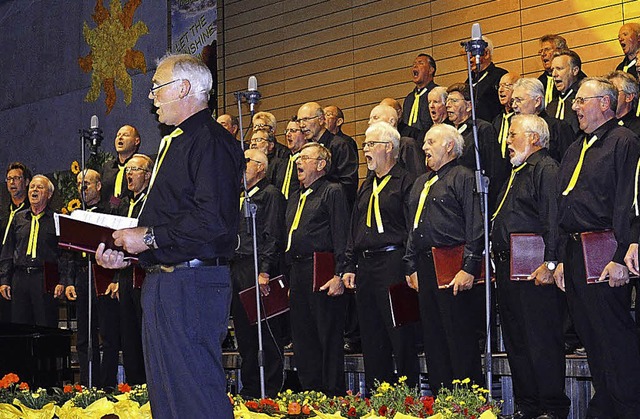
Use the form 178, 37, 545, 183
55, 210, 138, 233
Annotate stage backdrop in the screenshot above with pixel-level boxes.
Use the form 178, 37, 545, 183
0, 0, 168, 177
216, 0, 640, 179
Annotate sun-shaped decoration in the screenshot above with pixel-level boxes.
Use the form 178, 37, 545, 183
79, 0, 148, 114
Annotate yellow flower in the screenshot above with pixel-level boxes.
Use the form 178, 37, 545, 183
459, 401, 465, 405
452, 379, 461, 384
398, 376, 407, 383
472, 384, 479, 389
479, 396, 486, 403
61, 207, 68, 215
67, 199, 82, 212
446, 396, 453, 401
379, 382, 391, 392
32, 393, 40, 398
71, 161, 80, 175
462, 378, 471, 384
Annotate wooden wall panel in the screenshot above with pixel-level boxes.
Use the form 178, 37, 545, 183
217, 0, 640, 178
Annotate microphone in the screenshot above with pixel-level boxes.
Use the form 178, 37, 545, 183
88, 115, 103, 155
246, 76, 261, 114
468, 23, 488, 71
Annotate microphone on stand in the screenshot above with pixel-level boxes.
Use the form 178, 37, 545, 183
88, 115, 103, 155
246, 76, 261, 114
468, 23, 488, 73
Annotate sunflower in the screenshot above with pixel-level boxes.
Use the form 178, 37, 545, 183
67, 199, 82, 212
60, 207, 68, 215
70, 161, 80, 175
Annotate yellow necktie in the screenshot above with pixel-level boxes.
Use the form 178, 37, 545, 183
127, 192, 146, 218
491, 163, 527, 220
26, 212, 44, 258
562, 135, 598, 196
148, 128, 183, 193
634, 158, 640, 217
113, 164, 126, 197
366, 175, 392, 233
473, 71, 488, 87
240, 186, 260, 211
413, 175, 439, 229
457, 124, 467, 135
408, 88, 427, 126
498, 112, 513, 158
623, 58, 637, 72
555, 96, 565, 120
282, 153, 299, 199
3, 202, 25, 245
286, 188, 313, 252
545, 75, 554, 106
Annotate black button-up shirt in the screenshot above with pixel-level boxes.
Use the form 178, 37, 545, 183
285, 176, 350, 275
344, 164, 415, 273
491, 149, 559, 261
404, 160, 483, 275
138, 109, 245, 265
557, 119, 640, 263
236, 178, 286, 276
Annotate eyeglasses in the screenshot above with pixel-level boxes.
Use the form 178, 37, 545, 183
125, 167, 149, 174
362, 141, 390, 148
498, 83, 514, 90
297, 155, 323, 162
538, 47, 553, 54
253, 123, 273, 131
297, 115, 320, 123
511, 97, 529, 105
5, 176, 23, 183
571, 95, 605, 105
149, 79, 183, 96
251, 137, 270, 144
245, 157, 263, 165
284, 128, 301, 134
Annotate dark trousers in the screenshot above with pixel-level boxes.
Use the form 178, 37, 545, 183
11, 269, 56, 327
230, 257, 284, 398
416, 253, 484, 394
355, 249, 419, 392
75, 267, 121, 388
119, 271, 146, 385
0, 295, 11, 322
495, 259, 570, 418
564, 239, 640, 419
288, 259, 346, 397
141, 266, 233, 419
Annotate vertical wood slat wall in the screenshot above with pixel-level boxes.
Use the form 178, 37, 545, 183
217, 0, 640, 178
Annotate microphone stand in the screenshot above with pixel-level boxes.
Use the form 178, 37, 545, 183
234, 90, 266, 398
463, 44, 493, 398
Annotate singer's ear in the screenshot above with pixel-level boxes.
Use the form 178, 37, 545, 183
96, 180, 102, 192
180, 79, 191, 98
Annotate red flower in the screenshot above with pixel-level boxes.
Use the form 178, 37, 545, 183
63, 384, 73, 393
378, 405, 388, 416
245, 400, 259, 410
18, 382, 29, 390
74, 384, 83, 392
288, 402, 301, 415
348, 406, 357, 417
118, 383, 131, 393
405, 395, 415, 405
0, 373, 19, 389
302, 405, 311, 415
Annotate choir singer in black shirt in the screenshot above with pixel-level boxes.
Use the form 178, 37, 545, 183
403, 124, 484, 393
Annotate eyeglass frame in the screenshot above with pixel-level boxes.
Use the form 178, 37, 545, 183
362, 141, 391, 148
149, 79, 183, 97
571, 95, 605, 105
297, 115, 320, 123
5, 176, 24, 183
125, 167, 149, 174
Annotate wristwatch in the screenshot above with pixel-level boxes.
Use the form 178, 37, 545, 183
143, 227, 157, 249
545, 261, 558, 271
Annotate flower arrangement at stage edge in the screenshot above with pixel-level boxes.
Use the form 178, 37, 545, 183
369, 376, 435, 418
318, 389, 371, 418
116, 383, 149, 406
277, 389, 327, 417
433, 379, 501, 419
68, 387, 115, 409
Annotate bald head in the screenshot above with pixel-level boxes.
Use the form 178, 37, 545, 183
380, 98, 403, 120
369, 104, 398, 127
297, 102, 326, 141
244, 149, 268, 189
498, 73, 520, 109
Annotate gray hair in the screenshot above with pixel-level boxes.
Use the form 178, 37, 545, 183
365, 122, 401, 159
31, 175, 55, 195
579, 77, 618, 113
426, 124, 464, 157
606, 70, 639, 96
429, 86, 448, 103
511, 114, 550, 149
513, 78, 545, 112
158, 53, 212, 103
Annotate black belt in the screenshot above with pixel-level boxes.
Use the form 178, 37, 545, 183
288, 254, 313, 264
145, 258, 228, 274
17, 266, 42, 274
361, 245, 403, 259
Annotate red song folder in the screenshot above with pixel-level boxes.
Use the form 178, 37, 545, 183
92, 264, 117, 296
43, 261, 59, 294
388, 281, 420, 327
581, 230, 617, 284
510, 233, 545, 281
238, 275, 290, 325
313, 252, 335, 292
432, 244, 492, 289
133, 265, 146, 289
